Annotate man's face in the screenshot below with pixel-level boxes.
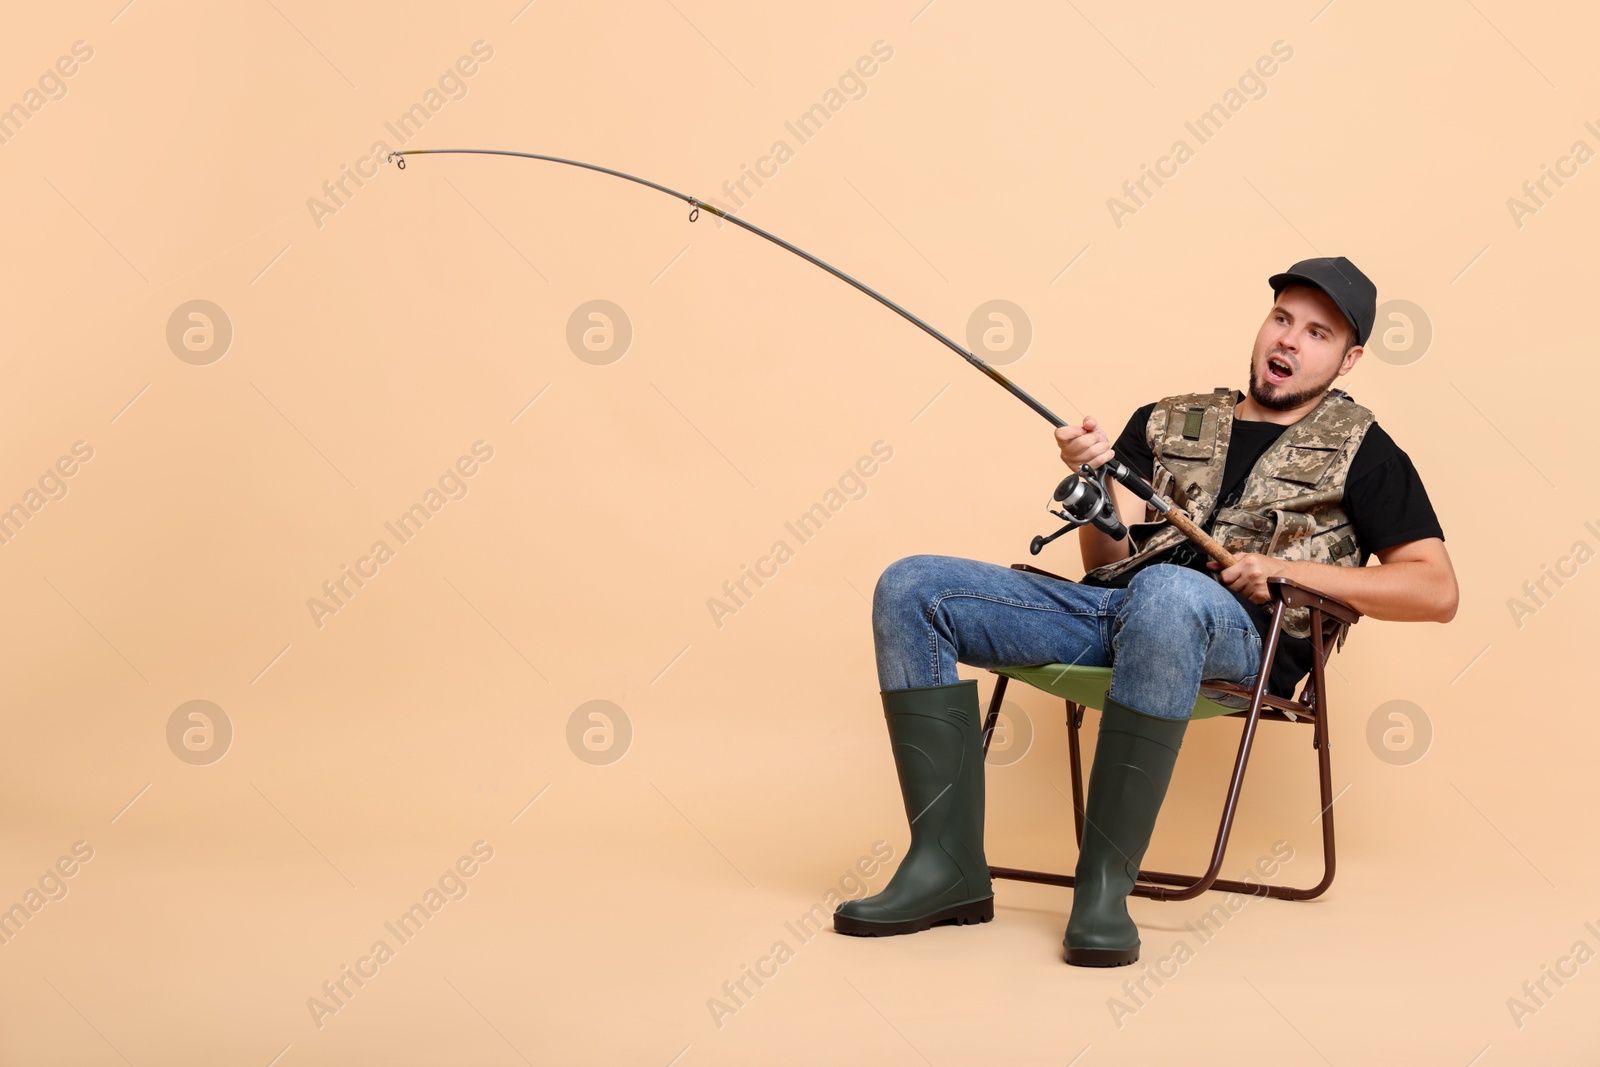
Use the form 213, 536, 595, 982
1247, 284, 1362, 411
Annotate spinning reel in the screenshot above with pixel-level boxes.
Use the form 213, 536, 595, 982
1030, 460, 1167, 556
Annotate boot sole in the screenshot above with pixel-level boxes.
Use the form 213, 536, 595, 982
834, 897, 994, 937
1063, 943, 1140, 967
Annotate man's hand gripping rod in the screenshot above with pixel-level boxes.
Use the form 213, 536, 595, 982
386, 147, 1239, 571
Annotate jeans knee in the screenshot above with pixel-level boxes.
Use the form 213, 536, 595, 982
1118, 565, 1214, 645
872, 555, 943, 631
1126, 563, 1212, 607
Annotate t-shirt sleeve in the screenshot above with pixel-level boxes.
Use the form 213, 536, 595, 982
1110, 403, 1158, 481
1343, 422, 1445, 559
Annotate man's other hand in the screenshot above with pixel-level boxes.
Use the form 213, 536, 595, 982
1206, 553, 1283, 605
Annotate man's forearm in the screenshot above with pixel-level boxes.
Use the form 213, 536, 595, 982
1272, 557, 1455, 623
1079, 524, 1132, 573
1077, 479, 1140, 573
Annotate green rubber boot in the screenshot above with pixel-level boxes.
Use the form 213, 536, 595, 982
834, 679, 994, 936
1063, 693, 1188, 967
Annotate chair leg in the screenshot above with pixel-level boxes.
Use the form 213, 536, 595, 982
987, 676, 1077, 889
985, 668, 1337, 902
985, 665, 1340, 902
1290, 629, 1338, 901
1131, 686, 1265, 900
988, 684, 1268, 896
980, 674, 1008, 758
1157, 610, 1339, 903
1124, 700, 1337, 901
1066, 700, 1085, 845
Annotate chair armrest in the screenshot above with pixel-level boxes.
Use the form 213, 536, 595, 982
1265, 575, 1361, 627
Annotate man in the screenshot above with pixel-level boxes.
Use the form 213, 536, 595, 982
833, 257, 1457, 967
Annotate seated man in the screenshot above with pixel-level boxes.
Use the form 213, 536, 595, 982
833, 257, 1457, 966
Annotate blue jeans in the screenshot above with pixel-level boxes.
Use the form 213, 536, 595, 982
872, 556, 1262, 721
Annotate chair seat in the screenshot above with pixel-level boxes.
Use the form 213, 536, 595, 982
992, 664, 1311, 721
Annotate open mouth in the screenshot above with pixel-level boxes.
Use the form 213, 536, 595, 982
1265, 354, 1294, 383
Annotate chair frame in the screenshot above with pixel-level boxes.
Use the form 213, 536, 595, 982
981, 564, 1362, 902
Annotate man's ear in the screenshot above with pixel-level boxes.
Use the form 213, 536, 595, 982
1338, 345, 1364, 375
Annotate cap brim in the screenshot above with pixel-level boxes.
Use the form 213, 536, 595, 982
1269, 271, 1321, 295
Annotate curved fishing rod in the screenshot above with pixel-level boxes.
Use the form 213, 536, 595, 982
387, 148, 1238, 568
394, 149, 1064, 424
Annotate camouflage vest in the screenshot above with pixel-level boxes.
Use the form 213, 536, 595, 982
1084, 386, 1375, 647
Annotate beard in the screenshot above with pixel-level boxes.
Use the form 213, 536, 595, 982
1247, 349, 1340, 412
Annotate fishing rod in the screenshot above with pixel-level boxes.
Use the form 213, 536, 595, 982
387, 148, 1238, 569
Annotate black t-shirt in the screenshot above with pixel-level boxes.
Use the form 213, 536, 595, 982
1080, 393, 1445, 699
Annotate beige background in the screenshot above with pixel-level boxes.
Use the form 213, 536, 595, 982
1, 1, 1594, 1063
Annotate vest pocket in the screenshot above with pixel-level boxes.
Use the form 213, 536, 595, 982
1211, 506, 1271, 556
1306, 520, 1359, 565
1157, 405, 1220, 460
1265, 511, 1317, 556
1272, 444, 1341, 487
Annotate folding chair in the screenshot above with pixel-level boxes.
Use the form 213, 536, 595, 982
981, 563, 1360, 902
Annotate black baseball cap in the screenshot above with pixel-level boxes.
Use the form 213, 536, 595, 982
1268, 257, 1377, 346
